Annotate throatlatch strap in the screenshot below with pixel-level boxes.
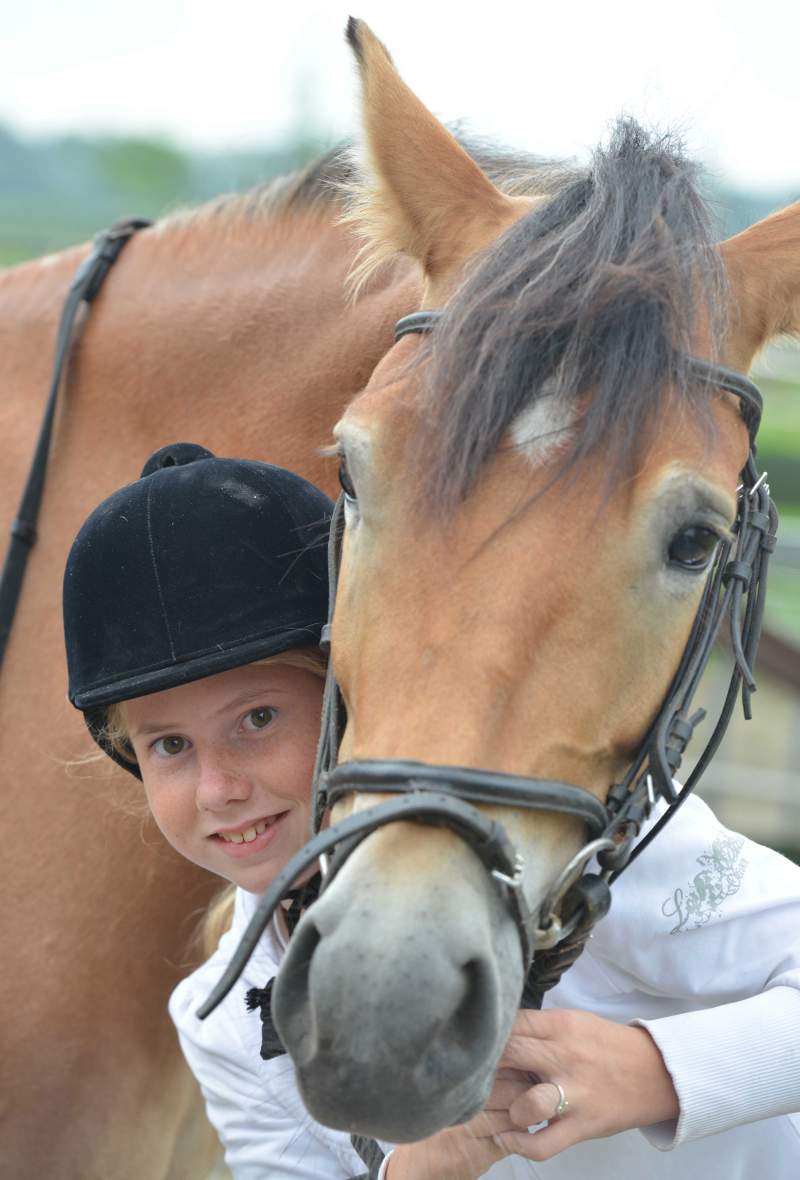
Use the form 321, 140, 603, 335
0, 217, 150, 671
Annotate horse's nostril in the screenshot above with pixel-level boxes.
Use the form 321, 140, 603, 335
408, 954, 500, 1099
449, 957, 498, 1059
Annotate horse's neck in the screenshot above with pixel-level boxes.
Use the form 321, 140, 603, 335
1, 210, 420, 505
80, 211, 420, 493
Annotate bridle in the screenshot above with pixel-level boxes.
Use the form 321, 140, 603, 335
198, 308, 778, 1020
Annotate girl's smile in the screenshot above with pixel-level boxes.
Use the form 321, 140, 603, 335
211, 810, 290, 857
124, 662, 324, 892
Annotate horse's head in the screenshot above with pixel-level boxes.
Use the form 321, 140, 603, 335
273, 20, 798, 1141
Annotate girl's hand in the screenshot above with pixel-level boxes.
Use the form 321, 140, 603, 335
493, 1008, 679, 1161
385, 1072, 529, 1180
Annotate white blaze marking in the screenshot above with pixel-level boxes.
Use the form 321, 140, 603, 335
510, 393, 574, 466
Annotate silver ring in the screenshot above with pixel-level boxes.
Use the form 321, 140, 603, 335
551, 1081, 569, 1119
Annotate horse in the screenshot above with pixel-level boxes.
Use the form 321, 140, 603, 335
0, 136, 422, 1177
263, 20, 799, 1143
0, 18, 794, 1174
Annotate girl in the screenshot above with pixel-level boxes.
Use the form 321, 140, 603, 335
63, 444, 800, 1180
63, 441, 355, 1171
63, 441, 515, 1178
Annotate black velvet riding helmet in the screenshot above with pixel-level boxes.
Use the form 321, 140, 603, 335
63, 442, 332, 778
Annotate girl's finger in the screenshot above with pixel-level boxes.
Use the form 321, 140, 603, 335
508, 1009, 554, 1038
484, 1077, 534, 1111
493, 1115, 580, 1163
498, 1033, 559, 1073
509, 1082, 571, 1129
466, 1108, 525, 1140
494, 1066, 529, 1083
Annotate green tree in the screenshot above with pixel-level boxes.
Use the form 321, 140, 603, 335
93, 137, 190, 206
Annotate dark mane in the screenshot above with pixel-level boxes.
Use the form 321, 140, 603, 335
419, 119, 725, 505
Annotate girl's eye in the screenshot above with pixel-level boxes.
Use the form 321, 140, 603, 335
154, 735, 188, 757
244, 707, 276, 731
667, 525, 720, 571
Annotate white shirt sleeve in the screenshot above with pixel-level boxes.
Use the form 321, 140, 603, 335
585, 794, 800, 1149
636, 985, 800, 1148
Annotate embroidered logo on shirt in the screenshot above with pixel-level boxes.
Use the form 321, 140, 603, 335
661, 834, 747, 933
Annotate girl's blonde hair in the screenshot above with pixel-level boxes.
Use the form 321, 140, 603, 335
104, 646, 328, 957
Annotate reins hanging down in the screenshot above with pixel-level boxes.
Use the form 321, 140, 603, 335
199, 308, 777, 1022
0, 218, 150, 673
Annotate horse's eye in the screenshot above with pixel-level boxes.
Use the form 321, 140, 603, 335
667, 526, 719, 571
338, 457, 357, 501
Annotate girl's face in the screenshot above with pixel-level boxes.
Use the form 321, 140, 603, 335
125, 662, 324, 894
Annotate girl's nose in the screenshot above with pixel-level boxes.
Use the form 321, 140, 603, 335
195, 753, 253, 811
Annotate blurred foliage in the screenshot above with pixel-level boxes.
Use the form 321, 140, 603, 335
758, 381, 800, 512
0, 122, 329, 262
92, 137, 191, 203
758, 380, 800, 457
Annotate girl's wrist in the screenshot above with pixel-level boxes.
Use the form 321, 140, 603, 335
627, 1025, 680, 1126
383, 1147, 408, 1179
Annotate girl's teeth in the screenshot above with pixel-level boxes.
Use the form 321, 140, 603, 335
220, 816, 283, 842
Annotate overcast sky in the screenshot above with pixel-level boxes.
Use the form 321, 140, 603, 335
2, 1, 799, 191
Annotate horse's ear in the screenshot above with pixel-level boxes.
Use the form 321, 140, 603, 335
345, 18, 530, 303
720, 202, 800, 371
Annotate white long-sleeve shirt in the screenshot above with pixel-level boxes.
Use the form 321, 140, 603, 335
169, 794, 800, 1178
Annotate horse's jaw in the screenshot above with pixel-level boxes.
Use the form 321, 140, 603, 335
272, 829, 525, 1141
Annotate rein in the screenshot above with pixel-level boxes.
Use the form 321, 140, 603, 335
199, 310, 778, 1021
0, 218, 150, 672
